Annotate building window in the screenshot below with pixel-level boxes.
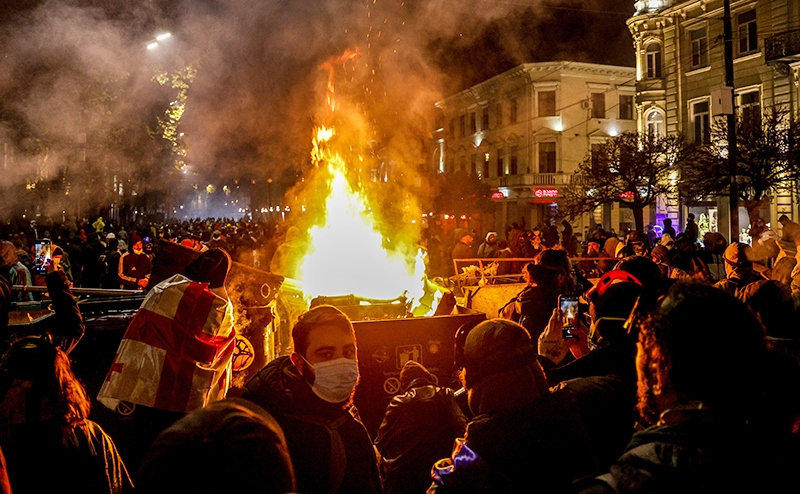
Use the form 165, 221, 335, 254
591, 143, 602, 173
459, 115, 466, 137
510, 146, 518, 175
646, 110, 665, 137
496, 102, 503, 127
470, 154, 477, 175
482, 108, 489, 131
645, 43, 662, 78
692, 100, 710, 144
448, 118, 455, 138
446, 158, 454, 173
591, 92, 606, 119
539, 142, 556, 173
619, 95, 634, 120
496, 150, 504, 176
469, 112, 477, 134
483, 153, 490, 179
690, 27, 708, 68
538, 91, 556, 117
509, 99, 518, 123
739, 90, 761, 124
738, 10, 757, 55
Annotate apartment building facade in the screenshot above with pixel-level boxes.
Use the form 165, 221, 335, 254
628, 0, 800, 240
433, 62, 637, 239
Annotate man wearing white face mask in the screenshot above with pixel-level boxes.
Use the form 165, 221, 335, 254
242, 305, 382, 494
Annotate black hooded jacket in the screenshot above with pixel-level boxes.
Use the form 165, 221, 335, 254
242, 356, 382, 494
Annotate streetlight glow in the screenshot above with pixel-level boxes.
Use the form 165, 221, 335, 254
147, 42, 159, 50
156, 32, 171, 41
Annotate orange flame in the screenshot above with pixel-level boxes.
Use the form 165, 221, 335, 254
292, 49, 442, 316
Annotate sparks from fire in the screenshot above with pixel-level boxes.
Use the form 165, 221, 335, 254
294, 53, 440, 315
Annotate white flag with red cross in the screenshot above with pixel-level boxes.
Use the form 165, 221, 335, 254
98, 274, 236, 413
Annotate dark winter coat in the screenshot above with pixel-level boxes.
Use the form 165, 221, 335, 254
243, 356, 382, 494
576, 415, 800, 493
499, 284, 559, 342
375, 362, 466, 494
430, 393, 597, 493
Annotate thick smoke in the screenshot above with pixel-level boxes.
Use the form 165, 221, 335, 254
0, 0, 634, 220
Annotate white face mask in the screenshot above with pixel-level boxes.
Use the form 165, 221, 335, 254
311, 357, 359, 403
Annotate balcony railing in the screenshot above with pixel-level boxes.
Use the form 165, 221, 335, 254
765, 29, 800, 62
498, 173, 580, 187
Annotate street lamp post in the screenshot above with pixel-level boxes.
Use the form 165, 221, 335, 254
723, 0, 739, 241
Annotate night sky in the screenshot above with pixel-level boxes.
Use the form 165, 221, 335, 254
0, 0, 636, 213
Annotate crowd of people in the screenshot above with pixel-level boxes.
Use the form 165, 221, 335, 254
0, 211, 798, 493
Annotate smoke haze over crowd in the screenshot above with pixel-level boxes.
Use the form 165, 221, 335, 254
0, 0, 634, 217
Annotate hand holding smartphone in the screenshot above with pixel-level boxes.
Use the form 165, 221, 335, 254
34, 239, 52, 274
559, 294, 580, 339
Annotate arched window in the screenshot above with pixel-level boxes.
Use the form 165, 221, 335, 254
645, 43, 662, 79
646, 110, 665, 137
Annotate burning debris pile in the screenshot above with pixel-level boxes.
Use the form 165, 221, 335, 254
272, 51, 448, 337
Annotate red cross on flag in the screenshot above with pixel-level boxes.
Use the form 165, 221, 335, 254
98, 274, 236, 413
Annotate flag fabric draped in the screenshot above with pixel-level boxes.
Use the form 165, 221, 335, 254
98, 274, 236, 413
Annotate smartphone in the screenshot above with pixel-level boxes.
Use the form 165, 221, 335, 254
34, 239, 52, 274
559, 294, 580, 339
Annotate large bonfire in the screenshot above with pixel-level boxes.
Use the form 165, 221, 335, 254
289, 51, 443, 317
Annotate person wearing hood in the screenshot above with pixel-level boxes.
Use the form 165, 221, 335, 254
714, 242, 765, 297
429, 319, 596, 492
0, 242, 33, 302
375, 360, 466, 494
118, 233, 151, 290
242, 305, 382, 494
476, 232, 498, 259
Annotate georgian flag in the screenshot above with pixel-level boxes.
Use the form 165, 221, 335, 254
98, 274, 236, 413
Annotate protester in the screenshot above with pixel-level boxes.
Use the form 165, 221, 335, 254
429, 319, 596, 492
577, 282, 800, 492
476, 232, 498, 259
714, 242, 765, 297
684, 213, 699, 244
117, 233, 151, 290
499, 260, 563, 341
0, 335, 133, 493
375, 360, 466, 494
242, 305, 382, 494
136, 398, 296, 494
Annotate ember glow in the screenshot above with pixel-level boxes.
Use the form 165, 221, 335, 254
297, 125, 437, 315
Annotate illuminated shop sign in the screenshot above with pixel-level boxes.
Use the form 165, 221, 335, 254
532, 187, 559, 198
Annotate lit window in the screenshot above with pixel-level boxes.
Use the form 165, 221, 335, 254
538, 91, 556, 117
646, 110, 665, 137
645, 43, 662, 78
483, 153, 490, 178
539, 142, 556, 173
691, 27, 708, 68
692, 101, 710, 144
738, 10, 757, 55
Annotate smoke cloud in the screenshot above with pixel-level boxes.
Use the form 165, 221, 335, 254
0, 0, 634, 220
